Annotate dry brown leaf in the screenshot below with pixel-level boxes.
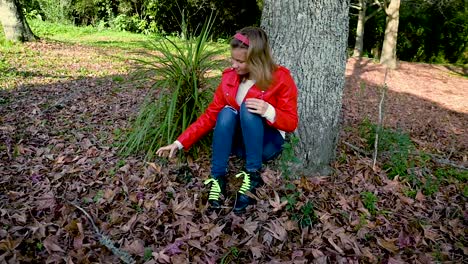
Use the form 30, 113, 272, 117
327, 236, 345, 255
377, 237, 399, 253
10, 213, 27, 224
123, 239, 145, 256
241, 218, 258, 236
0, 236, 23, 251
73, 222, 84, 250
415, 190, 425, 202
152, 251, 171, 263
121, 214, 138, 232
188, 240, 203, 251
43, 236, 65, 253
207, 223, 225, 239
35, 191, 56, 210
264, 220, 287, 242
269, 191, 288, 212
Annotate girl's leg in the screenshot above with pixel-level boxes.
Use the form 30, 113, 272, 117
238, 102, 285, 168
211, 106, 239, 177
207, 106, 238, 210
239, 103, 264, 172
235, 103, 279, 213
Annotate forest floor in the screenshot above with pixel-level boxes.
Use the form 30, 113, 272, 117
0, 40, 467, 263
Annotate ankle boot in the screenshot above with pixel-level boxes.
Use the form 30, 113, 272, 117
234, 170, 263, 213
203, 176, 226, 209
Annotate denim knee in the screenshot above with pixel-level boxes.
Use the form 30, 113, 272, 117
239, 103, 262, 123
215, 106, 238, 131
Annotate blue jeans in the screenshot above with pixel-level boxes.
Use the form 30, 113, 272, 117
211, 103, 284, 178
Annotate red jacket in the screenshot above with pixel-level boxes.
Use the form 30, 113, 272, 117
177, 65, 298, 150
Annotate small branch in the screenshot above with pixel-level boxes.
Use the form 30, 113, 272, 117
342, 142, 468, 171
364, 6, 383, 22
66, 201, 136, 264
372, 0, 383, 8
343, 141, 371, 156
373, 69, 388, 170
431, 158, 467, 170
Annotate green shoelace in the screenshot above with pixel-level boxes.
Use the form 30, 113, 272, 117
236, 171, 251, 195
204, 178, 222, 200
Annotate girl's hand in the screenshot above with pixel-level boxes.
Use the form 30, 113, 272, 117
156, 143, 179, 158
245, 98, 268, 115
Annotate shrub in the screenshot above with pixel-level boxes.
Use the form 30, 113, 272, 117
37, 0, 73, 23
120, 15, 224, 159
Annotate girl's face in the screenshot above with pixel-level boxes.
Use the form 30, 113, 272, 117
231, 48, 249, 75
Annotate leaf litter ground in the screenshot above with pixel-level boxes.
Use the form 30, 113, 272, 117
0, 42, 467, 263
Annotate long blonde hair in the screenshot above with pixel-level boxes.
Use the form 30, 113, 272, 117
230, 27, 277, 90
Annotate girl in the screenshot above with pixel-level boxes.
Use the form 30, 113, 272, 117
156, 27, 298, 213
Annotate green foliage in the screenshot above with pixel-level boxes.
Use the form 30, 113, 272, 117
292, 201, 318, 228
143, 248, 152, 261
398, 0, 468, 64
361, 191, 378, 216
36, 241, 43, 251
349, 0, 467, 64
279, 135, 300, 180
120, 16, 224, 159
359, 118, 415, 179
36, 0, 73, 23
93, 190, 104, 203
148, 0, 261, 38
359, 119, 466, 198
220, 247, 240, 264
434, 168, 468, 182
281, 184, 318, 228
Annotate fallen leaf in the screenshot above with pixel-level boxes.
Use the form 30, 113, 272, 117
43, 236, 65, 253
123, 239, 145, 256
265, 220, 287, 242
207, 223, 225, 239
377, 237, 398, 253
241, 218, 258, 236
269, 191, 288, 212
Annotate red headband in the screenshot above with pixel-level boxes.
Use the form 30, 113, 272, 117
234, 33, 249, 46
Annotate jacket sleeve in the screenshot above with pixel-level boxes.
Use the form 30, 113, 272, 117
177, 82, 226, 150
267, 71, 298, 132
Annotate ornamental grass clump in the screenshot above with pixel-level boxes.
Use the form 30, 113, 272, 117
120, 17, 224, 159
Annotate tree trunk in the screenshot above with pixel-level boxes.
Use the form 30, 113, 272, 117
0, 0, 36, 42
380, 0, 400, 69
262, 0, 349, 175
352, 0, 367, 57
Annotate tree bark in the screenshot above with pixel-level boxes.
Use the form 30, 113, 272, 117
352, 0, 367, 57
0, 0, 36, 42
262, 0, 349, 175
380, 0, 400, 69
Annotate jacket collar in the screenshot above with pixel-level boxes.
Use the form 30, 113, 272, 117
224, 69, 240, 87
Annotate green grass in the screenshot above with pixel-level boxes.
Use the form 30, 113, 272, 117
358, 119, 466, 198
26, 19, 229, 53
29, 19, 153, 50
361, 191, 378, 216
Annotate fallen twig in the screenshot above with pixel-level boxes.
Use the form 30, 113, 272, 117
343, 140, 467, 171
66, 201, 136, 264
373, 69, 388, 170
343, 141, 371, 156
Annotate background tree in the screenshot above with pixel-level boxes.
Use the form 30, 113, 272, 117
397, 0, 467, 64
351, 0, 383, 57
262, 0, 350, 175
380, 0, 401, 68
0, 0, 36, 42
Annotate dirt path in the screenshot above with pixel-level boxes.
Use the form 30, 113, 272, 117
344, 57, 468, 160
